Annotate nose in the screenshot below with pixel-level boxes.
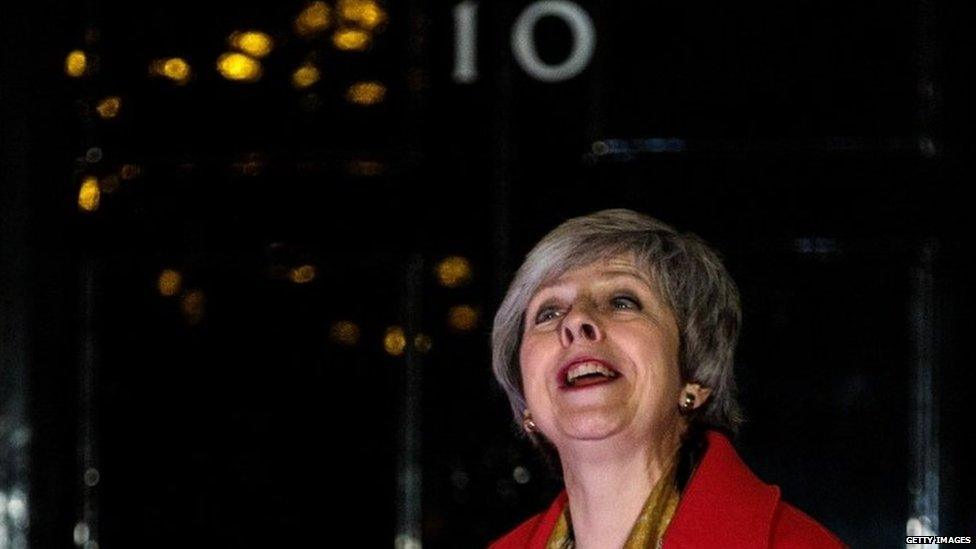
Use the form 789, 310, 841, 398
559, 301, 603, 346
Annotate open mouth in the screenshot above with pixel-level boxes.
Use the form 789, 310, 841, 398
560, 361, 620, 389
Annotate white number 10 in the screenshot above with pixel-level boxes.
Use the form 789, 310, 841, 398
453, 0, 596, 83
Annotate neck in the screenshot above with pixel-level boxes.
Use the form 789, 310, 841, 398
558, 426, 683, 549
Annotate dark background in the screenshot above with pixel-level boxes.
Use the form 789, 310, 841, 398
2, 0, 974, 547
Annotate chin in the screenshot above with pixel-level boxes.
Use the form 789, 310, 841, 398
555, 412, 628, 441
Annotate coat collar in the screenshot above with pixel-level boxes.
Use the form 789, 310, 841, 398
662, 430, 781, 548
499, 431, 781, 549
524, 490, 568, 548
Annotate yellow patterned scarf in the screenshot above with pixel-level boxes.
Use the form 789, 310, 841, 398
545, 457, 680, 549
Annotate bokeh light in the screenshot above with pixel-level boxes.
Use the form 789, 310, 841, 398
295, 1, 331, 38
150, 57, 191, 84
85, 147, 103, 163
338, 0, 387, 30
217, 52, 262, 82
65, 50, 87, 77
95, 96, 121, 119
395, 534, 421, 549
99, 174, 120, 194
448, 305, 479, 332
300, 92, 322, 112
292, 63, 321, 89
346, 159, 384, 176
345, 81, 386, 105
332, 28, 371, 51
73, 522, 90, 546
229, 30, 273, 58
435, 256, 472, 288
289, 264, 317, 284
383, 326, 406, 356
231, 152, 266, 177
157, 269, 183, 297
180, 289, 205, 325
83, 467, 100, 488
330, 321, 361, 346
414, 333, 432, 354
77, 176, 100, 212
120, 164, 142, 180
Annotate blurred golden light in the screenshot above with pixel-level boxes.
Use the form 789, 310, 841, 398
339, 0, 387, 30
448, 305, 479, 332
330, 321, 361, 346
332, 28, 371, 51
229, 31, 273, 58
77, 176, 100, 212
436, 256, 472, 288
217, 52, 262, 82
383, 326, 406, 356
120, 163, 142, 180
95, 96, 121, 119
163, 58, 190, 81
345, 81, 386, 105
65, 50, 87, 77
180, 289, 205, 325
150, 58, 191, 84
414, 333, 432, 354
157, 269, 183, 297
295, 1, 331, 38
292, 63, 320, 89
289, 264, 317, 284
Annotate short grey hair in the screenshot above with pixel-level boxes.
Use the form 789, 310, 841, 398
491, 208, 743, 441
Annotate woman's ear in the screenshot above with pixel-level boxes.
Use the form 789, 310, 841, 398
679, 383, 712, 410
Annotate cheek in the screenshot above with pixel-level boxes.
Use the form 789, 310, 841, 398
625, 326, 681, 382
518, 339, 542, 381
518, 337, 555, 392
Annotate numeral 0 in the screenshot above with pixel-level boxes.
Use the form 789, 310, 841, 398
453, 0, 596, 83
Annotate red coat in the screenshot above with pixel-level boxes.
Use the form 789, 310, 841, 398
489, 431, 846, 548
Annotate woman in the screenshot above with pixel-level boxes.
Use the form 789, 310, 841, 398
489, 209, 844, 548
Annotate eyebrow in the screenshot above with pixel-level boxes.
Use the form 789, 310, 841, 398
533, 269, 652, 295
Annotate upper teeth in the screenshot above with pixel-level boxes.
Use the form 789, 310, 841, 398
566, 362, 617, 384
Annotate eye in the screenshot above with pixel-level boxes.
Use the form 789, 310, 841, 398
611, 295, 641, 310
534, 307, 563, 324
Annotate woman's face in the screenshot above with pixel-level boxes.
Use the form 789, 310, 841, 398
519, 253, 685, 451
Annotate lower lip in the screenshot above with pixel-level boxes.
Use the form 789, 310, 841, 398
560, 375, 621, 391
